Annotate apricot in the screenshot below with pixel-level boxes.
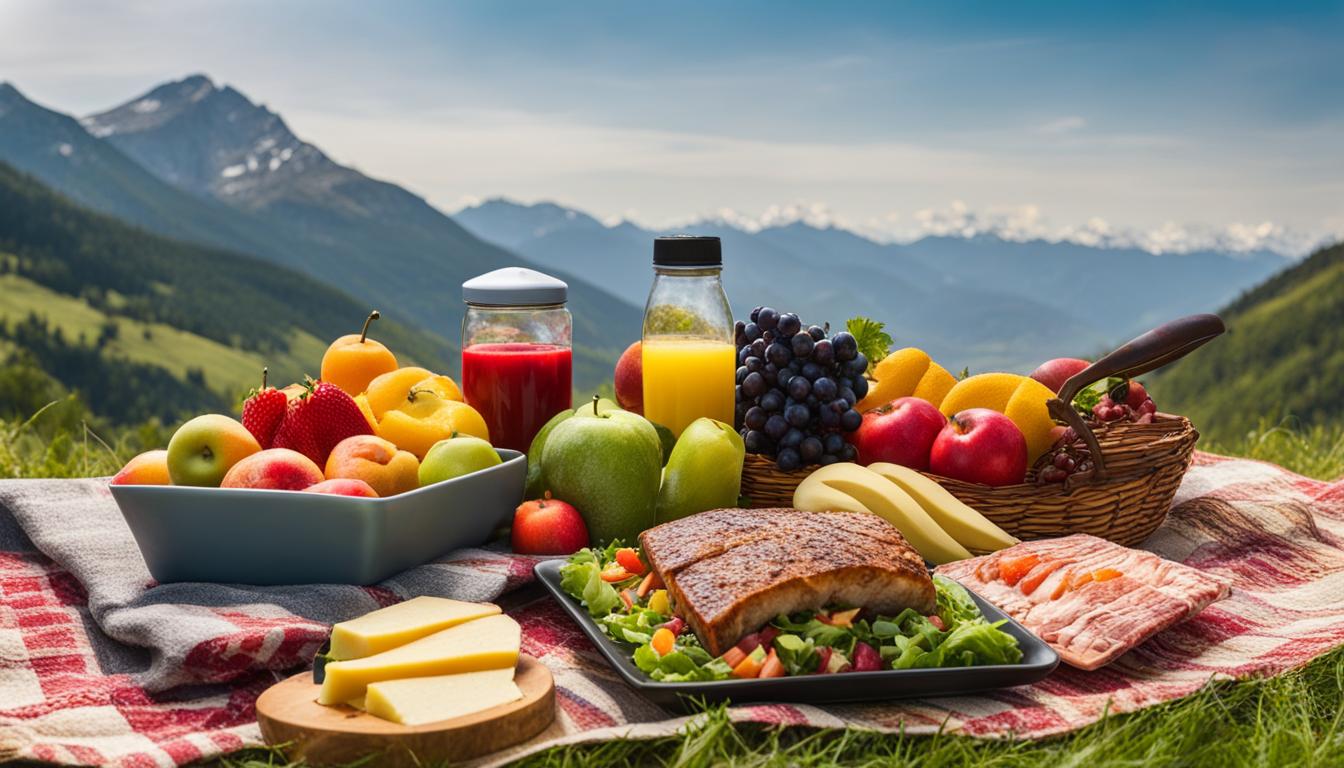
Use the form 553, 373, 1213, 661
353, 394, 377, 431
938, 373, 1058, 461
110, 450, 172, 485
324, 435, 420, 497
364, 367, 435, 420
320, 311, 399, 397
855, 347, 957, 412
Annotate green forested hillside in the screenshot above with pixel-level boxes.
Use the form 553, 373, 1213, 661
0, 161, 454, 424
1150, 241, 1344, 443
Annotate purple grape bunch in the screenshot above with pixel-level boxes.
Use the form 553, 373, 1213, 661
734, 306, 869, 472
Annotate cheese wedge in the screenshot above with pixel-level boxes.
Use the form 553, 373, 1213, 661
319, 614, 520, 705
329, 596, 501, 660
365, 668, 523, 726
867, 462, 1018, 552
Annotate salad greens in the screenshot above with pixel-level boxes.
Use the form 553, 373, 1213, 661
558, 546, 1023, 682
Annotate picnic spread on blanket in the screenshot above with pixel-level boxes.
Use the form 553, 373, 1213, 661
2, 249, 1342, 768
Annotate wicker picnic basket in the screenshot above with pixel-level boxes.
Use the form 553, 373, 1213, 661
740, 314, 1225, 547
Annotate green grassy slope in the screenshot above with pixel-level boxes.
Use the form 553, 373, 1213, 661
1149, 242, 1344, 444
0, 161, 454, 423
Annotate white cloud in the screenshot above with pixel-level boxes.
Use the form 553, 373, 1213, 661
1038, 115, 1087, 134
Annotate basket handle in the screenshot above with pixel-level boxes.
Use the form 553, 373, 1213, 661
1047, 313, 1225, 481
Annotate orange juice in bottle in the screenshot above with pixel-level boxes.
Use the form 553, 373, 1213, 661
640, 236, 735, 437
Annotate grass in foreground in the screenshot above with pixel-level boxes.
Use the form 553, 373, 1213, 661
216, 644, 1344, 768
2, 412, 1342, 767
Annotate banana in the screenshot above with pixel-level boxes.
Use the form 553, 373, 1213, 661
867, 462, 1018, 553
793, 463, 971, 564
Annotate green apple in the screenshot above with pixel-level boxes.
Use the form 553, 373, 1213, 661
541, 407, 661, 545
166, 414, 262, 487
655, 418, 745, 523
524, 408, 573, 497
525, 396, 637, 497
571, 396, 621, 417
419, 435, 502, 486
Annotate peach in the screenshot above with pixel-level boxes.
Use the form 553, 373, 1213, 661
614, 341, 643, 414
110, 450, 172, 486
376, 392, 489, 459
324, 435, 419, 497
166, 414, 263, 487
220, 448, 325, 491
305, 478, 379, 497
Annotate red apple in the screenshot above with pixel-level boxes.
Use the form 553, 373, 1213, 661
220, 448, 325, 491
929, 408, 1028, 487
847, 396, 946, 470
511, 493, 589, 555
614, 341, 643, 415
305, 478, 379, 497
1029, 358, 1091, 394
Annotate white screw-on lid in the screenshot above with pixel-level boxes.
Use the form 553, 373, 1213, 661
462, 267, 568, 306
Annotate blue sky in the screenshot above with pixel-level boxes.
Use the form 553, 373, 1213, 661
2, 0, 1342, 252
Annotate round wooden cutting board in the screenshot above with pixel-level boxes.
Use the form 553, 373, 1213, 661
256, 655, 555, 767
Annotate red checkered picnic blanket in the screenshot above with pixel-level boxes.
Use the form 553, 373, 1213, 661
2, 451, 1343, 767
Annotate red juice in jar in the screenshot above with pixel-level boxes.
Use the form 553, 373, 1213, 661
462, 343, 572, 451
462, 268, 573, 451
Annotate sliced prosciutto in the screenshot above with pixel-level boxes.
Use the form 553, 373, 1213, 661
938, 534, 1229, 670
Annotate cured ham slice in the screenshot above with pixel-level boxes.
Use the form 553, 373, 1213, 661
640, 508, 935, 656
938, 534, 1229, 670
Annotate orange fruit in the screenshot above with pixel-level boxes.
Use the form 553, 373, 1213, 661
320, 311, 399, 396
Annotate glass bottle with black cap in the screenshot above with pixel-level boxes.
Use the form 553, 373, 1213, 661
641, 236, 735, 437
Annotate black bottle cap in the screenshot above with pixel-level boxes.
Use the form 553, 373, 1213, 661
653, 235, 722, 267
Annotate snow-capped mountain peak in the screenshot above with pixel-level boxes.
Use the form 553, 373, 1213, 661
81, 74, 330, 200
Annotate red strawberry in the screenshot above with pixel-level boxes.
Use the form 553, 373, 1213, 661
241, 367, 288, 449
272, 377, 374, 467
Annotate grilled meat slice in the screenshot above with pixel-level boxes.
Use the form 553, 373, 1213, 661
640, 508, 935, 656
939, 534, 1229, 670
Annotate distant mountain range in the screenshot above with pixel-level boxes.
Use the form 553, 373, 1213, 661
0, 77, 640, 390
0, 159, 449, 424
457, 199, 1290, 373
0, 72, 1304, 399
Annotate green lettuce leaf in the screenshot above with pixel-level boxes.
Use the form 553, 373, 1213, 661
772, 633, 820, 675
559, 548, 621, 617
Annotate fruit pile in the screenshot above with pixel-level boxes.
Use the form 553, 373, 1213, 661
843, 336, 1160, 488
111, 311, 501, 497
1032, 378, 1159, 484
516, 399, 745, 555
732, 307, 870, 471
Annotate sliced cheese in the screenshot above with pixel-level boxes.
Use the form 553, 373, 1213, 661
364, 668, 522, 726
319, 613, 520, 705
867, 462, 1018, 552
794, 463, 971, 564
330, 596, 501, 660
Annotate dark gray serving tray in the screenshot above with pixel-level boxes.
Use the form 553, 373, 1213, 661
535, 558, 1058, 708
111, 449, 525, 585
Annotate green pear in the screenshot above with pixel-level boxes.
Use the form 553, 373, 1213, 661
541, 407, 662, 546
655, 418, 745, 523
